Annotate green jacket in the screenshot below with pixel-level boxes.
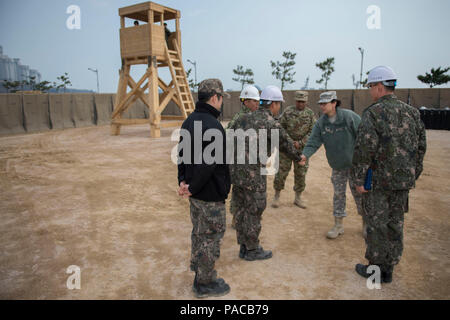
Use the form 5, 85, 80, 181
303, 108, 361, 170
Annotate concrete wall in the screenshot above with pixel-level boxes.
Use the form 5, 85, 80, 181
1, 88, 449, 135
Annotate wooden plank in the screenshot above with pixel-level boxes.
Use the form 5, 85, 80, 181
172, 40, 195, 115
112, 118, 149, 125
112, 71, 149, 118
148, 60, 160, 127
151, 25, 166, 57
158, 78, 182, 106
176, 17, 181, 57
120, 24, 151, 58
112, 65, 129, 117
161, 115, 185, 120
157, 88, 175, 114
119, 2, 151, 17
159, 120, 184, 128
165, 44, 187, 119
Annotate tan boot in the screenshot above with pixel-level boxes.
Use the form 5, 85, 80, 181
294, 192, 307, 209
271, 190, 281, 208
327, 217, 344, 239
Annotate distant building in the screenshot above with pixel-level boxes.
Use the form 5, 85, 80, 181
0, 45, 42, 92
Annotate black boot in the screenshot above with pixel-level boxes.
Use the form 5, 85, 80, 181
355, 264, 372, 279
192, 277, 230, 298
193, 273, 224, 291
243, 246, 272, 261
381, 265, 393, 283
239, 244, 247, 259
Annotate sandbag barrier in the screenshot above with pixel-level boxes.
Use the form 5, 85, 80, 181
1, 89, 449, 135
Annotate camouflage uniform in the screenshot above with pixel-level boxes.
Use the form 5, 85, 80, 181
274, 105, 316, 192
189, 197, 226, 284
331, 168, 363, 217
230, 106, 301, 250
178, 78, 231, 289
352, 94, 427, 271
227, 105, 252, 218
227, 105, 251, 131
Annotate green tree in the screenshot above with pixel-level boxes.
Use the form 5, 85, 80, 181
3, 80, 21, 93
56, 72, 72, 93
359, 71, 370, 88
232, 65, 255, 90
316, 57, 335, 90
417, 67, 450, 88
185, 68, 197, 91
270, 51, 297, 90
35, 80, 54, 93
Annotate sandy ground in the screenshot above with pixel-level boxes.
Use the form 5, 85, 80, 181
0, 124, 449, 300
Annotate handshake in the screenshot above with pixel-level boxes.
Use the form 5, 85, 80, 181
178, 181, 192, 198
298, 154, 307, 166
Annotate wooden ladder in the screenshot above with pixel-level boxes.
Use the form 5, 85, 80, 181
165, 41, 195, 118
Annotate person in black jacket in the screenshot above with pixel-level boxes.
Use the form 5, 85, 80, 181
177, 79, 231, 298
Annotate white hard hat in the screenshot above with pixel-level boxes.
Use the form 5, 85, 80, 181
260, 85, 284, 102
240, 85, 260, 100
366, 65, 397, 87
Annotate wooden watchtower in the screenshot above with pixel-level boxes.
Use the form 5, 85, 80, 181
111, 1, 195, 138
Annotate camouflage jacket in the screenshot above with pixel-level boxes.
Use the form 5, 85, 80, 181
352, 94, 427, 191
229, 106, 302, 192
279, 105, 316, 150
227, 105, 251, 130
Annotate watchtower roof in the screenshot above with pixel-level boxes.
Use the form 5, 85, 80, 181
119, 1, 179, 22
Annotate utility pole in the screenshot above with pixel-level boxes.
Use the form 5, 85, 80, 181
88, 68, 99, 93
358, 47, 364, 89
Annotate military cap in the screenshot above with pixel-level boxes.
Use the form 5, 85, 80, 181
295, 90, 308, 102
318, 91, 341, 106
198, 79, 230, 98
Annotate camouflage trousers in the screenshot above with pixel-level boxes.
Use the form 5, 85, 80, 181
229, 186, 238, 216
189, 197, 226, 284
233, 186, 267, 251
273, 151, 308, 193
363, 190, 409, 269
331, 168, 363, 217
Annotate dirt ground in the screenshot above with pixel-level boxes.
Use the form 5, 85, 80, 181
0, 124, 449, 300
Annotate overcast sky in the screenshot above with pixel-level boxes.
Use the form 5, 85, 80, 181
1, 0, 449, 92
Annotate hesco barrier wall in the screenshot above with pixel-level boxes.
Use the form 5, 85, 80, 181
0, 89, 449, 135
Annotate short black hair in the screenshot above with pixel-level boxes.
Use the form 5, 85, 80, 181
198, 92, 220, 103
332, 99, 341, 107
